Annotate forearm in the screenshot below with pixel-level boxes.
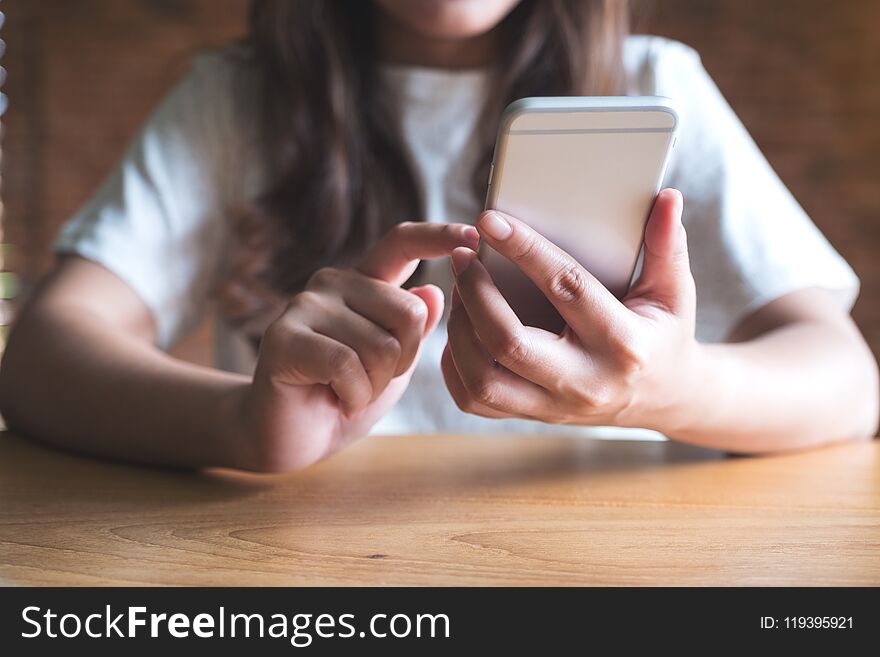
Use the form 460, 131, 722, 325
662, 320, 879, 453
0, 306, 252, 469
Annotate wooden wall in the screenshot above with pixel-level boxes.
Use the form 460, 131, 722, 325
644, 0, 880, 355
3, 0, 879, 363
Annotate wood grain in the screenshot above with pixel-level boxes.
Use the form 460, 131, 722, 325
0, 431, 877, 586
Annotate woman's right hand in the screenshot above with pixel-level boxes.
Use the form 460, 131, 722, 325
230, 222, 479, 472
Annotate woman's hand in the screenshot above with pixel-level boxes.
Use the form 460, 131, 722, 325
443, 189, 700, 432
236, 221, 479, 471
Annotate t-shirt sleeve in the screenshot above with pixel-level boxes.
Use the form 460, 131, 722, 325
53, 53, 236, 349
642, 38, 860, 343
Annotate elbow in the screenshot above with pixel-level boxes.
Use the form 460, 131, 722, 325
855, 348, 879, 441
0, 329, 26, 433
0, 346, 21, 433
0, 312, 43, 437
844, 323, 879, 442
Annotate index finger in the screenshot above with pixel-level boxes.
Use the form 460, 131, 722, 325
356, 222, 480, 286
475, 210, 628, 338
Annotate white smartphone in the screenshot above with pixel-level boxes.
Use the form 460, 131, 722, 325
482, 96, 679, 333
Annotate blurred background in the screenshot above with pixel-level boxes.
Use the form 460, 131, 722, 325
2, 0, 879, 366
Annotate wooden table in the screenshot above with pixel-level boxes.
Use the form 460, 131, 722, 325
0, 431, 877, 586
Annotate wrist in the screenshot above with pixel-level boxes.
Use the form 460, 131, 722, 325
632, 338, 711, 438
666, 340, 706, 436
215, 381, 257, 470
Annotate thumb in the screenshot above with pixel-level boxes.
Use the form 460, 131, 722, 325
629, 188, 695, 315
408, 284, 445, 338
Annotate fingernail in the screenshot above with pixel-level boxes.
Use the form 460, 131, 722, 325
479, 211, 512, 240
462, 225, 480, 248
664, 188, 684, 218
451, 247, 473, 276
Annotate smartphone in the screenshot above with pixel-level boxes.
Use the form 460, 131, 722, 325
482, 96, 679, 333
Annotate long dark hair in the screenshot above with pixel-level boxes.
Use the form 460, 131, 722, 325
221, 0, 630, 326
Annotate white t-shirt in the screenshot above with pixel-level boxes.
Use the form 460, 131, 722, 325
55, 36, 859, 438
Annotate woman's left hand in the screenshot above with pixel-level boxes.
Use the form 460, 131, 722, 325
443, 188, 701, 432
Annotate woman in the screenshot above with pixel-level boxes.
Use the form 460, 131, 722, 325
0, 0, 876, 471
